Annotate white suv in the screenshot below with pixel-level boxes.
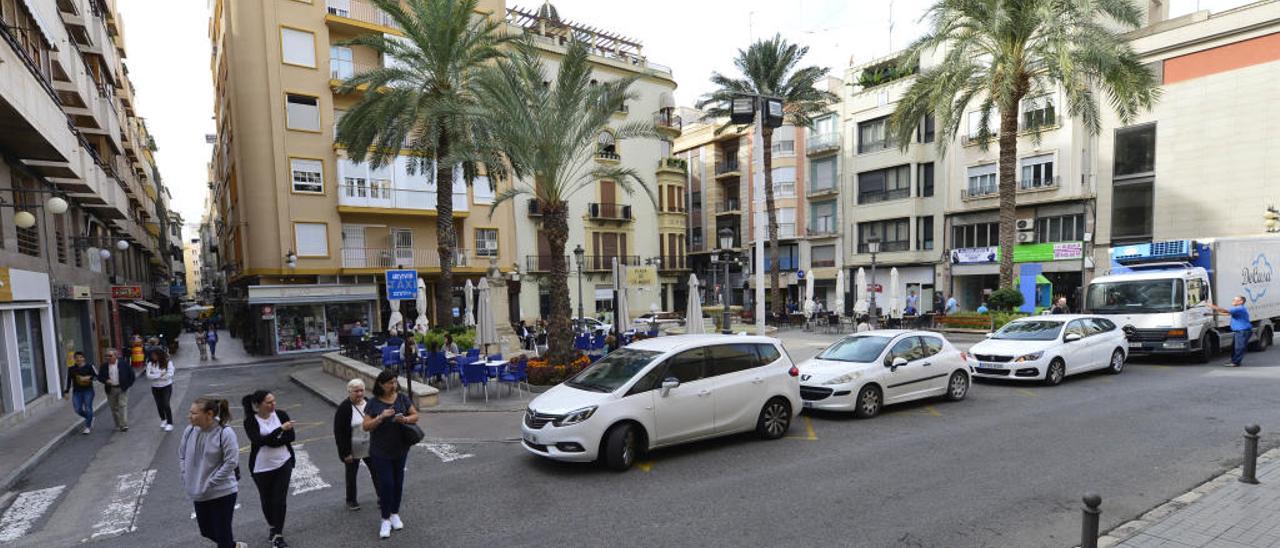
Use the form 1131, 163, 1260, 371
521, 335, 801, 470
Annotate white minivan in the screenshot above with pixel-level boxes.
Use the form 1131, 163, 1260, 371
521, 335, 802, 471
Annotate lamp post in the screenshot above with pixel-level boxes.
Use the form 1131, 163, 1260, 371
718, 227, 735, 334
728, 93, 783, 336
573, 244, 585, 333
867, 237, 881, 329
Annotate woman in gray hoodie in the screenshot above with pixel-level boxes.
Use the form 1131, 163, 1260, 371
179, 396, 245, 548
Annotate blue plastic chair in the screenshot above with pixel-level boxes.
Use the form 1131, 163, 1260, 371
466, 348, 481, 359
460, 361, 488, 403
499, 356, 529, 399
426, 352, 450, 388
574, 334, 591, 352
381, 345, 403, 369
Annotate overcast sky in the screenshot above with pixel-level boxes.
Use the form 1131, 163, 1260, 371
115, 0, 1247, 236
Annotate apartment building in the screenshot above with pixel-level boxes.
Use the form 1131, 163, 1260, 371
0, 0, 172, 424
184, 238, 203, 301
505, 3, 689, 321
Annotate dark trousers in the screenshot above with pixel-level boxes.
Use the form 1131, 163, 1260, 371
151, 385, 173, 424
251, 463, 293, 537
208, 340, 218, 357
193, 492, 237, 548
369, 453, 408, 519
345, 457, 381, 505
1233, 329, 1250, 365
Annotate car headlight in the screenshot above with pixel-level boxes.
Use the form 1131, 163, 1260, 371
823, 371, 862, 385
553, 406, 597, 427
1013, 351, 1044, 363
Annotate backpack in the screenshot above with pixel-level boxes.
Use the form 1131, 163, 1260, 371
218, 426, 241, 481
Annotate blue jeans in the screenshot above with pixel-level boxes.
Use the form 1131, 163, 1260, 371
71, 389, 94, 428
369, 453, 408, 519
1233, 330, 1250, 365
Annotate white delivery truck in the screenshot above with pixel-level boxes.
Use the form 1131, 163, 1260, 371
1084, 236, 1280, 362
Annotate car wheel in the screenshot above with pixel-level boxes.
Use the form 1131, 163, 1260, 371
1194, 334, 1212, 363
1042, 359, 1066, 386
755, 398, 791, 440
1107, 349, 1126, 374
945, 371, 969, 401
602, 424, 638, 472
853, 385, 882, 419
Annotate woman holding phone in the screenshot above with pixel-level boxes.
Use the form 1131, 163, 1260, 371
362, 370, 418, 539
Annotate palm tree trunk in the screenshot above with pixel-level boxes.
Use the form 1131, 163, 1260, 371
435, 132, 456, 328
762, 126, 783, 319
996, 107, 1020, 289
541, 199, 575, 365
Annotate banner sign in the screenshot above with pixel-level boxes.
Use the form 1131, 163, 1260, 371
951, 242, 1084, 265
950, 247, 998, 264
111, 285, 143, 300
385, 270, 418, 300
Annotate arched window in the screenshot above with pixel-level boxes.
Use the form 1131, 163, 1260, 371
596, 131, 617, 160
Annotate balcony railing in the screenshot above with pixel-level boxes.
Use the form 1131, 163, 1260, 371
596, 149, 620, 162
960, 185, 998, 200
583, 255, 640, 271
526, 255, 568, 272
776, 222, 796, 239
808, 183, 838, 197
809, 218, 838, 236
1019, 175, 1060, 191
654, 111, 682, 131
341, 248, 472, 269
715, 158, 740, 175
338, 182, 468, 212
859, 188, 910, 204
326, 0, 402, 31
329, 59, 379, 81
806, 132, 841, 155
721, 198, 740, 212
858, 241, 909, 253
657, 156, 686, 171
658, 255, 689, 271
588, 203, 633, 221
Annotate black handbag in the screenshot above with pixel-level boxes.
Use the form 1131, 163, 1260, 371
400, 423, 425, 446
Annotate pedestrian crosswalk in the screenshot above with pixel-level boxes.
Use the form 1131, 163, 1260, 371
85, 469, 156, 542
0, 486, 64, 543
289, 446, 330, 496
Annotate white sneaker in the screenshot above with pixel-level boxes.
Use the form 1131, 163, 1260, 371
389, 514, 403, 530
379, 520, 391, 539
163, 423, 173, 432
160, 420, 167, 429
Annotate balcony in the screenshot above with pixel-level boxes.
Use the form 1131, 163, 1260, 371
776, 222, 796, 239
808, 219, 839, 238
329, 59, 380, 91
587, 202, 633, 222
583, 255, 639, 272
337, 182, 469, 217
714, 158, 740, 178
858, 188, 910, 204
858, 240, 910, 253
960, 185, 998, 201
325, 0, 402, 34
595, 149, 620, 162
808, 183, 839, 198
1019, 175, 1059, 192
657, 255, 689, 272
341, 247, 473, 270
654, 111, 682, 135
717, 198, 741, 215
525, 255, 568, 273
657, 156, 686, 173
806, 132, 841, 156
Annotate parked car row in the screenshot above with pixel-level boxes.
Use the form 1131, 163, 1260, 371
520, 314, 1131, 471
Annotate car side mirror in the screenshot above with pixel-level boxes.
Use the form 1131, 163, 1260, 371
1065, 333, 1082, 342
660, 377, 680, 396
887, 356, 908, 371
984, 332, 995, 338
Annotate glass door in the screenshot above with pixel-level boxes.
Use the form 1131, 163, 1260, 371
15, 309, 49, 403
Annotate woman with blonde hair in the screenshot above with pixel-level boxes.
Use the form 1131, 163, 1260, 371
179, 396, 244, 548
333, 378, 380, 510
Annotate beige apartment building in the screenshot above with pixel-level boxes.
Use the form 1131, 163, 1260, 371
1, 0, 174, 424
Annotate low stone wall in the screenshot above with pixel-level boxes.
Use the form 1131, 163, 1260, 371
321, 352, 439, 408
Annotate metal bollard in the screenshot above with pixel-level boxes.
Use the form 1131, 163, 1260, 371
1081, 493, 1102, 548
1241, 424, 1261, 485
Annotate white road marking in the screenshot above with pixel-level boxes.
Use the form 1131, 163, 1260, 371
85, 469, 156, 542
289, 446, 330, 496
417, 442, 474, 463
0, 486, 65, 542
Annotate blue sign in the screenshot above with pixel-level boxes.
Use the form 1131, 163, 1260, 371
797, 270, 806, 280
385, 270, 418, 300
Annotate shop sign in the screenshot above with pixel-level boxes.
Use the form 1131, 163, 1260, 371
261, 305, 275, 320
950, 242, 1084, 265
627, 266, 656, 286
111, 285, 143, 300
1051, 242, 1084, 260
0, 268, 11, 303
385, 270, 418, 300
72, 285, 92, 300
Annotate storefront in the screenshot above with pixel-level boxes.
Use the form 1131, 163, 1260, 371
948, 242, 1085, 311
248, 284, 378, 355
0, 268, 62, 421
55, 285, 95, 365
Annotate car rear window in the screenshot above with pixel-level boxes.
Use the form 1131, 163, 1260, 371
707, 344, 761, 376
920, 336, 944, 357
755, 343, 782, 365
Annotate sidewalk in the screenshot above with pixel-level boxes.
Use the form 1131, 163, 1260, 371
0, 386, 107, 492
172, 329, 324, 369
1103, 447, 1280, 547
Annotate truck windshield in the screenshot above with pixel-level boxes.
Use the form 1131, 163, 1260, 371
1086, 279, 1185, 313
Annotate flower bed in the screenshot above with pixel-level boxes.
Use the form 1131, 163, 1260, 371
527, 354, 592, 386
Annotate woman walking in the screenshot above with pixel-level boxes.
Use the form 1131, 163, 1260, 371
333, 379, 380, 511
242, 390, 296, 548
206, 328, 220, 360
196, 327, 209, 360
179, 396, 245, 548
362, 370, 418, 539
146, 348, 175, 431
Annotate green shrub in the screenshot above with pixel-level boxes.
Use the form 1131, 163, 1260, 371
413, 327, 475, 351
988, 287, 1025, 311
145, 314, 184, 351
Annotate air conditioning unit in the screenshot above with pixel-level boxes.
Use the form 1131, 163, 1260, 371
1015, 218, 1035, 231
1016, 232, 1036, 243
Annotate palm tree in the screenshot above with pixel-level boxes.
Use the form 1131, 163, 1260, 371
698, 35, 837, 321
475, 39, 656, 364
889, 0, 1160, 288
334, 0, 509, 328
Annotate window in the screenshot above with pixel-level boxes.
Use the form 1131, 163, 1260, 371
1187, 278, 1206, 308
1113, 182, 1153, 241
857, 116, 891, 153
920, 336, 944, 357
967, 110, 997, 139
327, 0, 350, 15
810, 157, 836, 192
966, 163, 997, 197
707, 344, 761, 376
884, 336, 923, 366
1035, 214, 1083, 243
596, 131, 618, 159
1113, 124, 1156, 241
771, 140, 795, 157
858, 164, 910, 204
1021, 154, 1055, 188
294, 223, 328, 256
811, 245, 835, 267
952, 222, 1000, 248
813, 115, 836, 136
810, 201, 836, 234
286, 94, 320, 131
475, 228, 498, 258
1021, 95, 1056, 130
777, 207, 796, 238
1115, 124, 1156, 177
756, 243, 800, 271
859, 218, 910, 253
917, 216, 934, 250
770, 167, 795, 197
280, 28, 316, 67
473, 176, 494, 204
330, 46, 353, 79
917, 162, 934, 197
1065, 320, 1087, 338
755, 344, 782, 365
290, 158, 324, 193
663, 348, 706, 383
916, 113, 935, 143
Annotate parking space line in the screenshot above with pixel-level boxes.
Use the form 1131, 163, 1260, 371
786, 416, 818, 441
636, 461, 654, 472
1015, 389, 1038, 398
924, 406, 942, 417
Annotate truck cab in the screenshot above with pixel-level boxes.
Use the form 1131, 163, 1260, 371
1085, 266, 1217, 359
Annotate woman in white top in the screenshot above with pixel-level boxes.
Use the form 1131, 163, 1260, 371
145, 348, 175, 431
333, 379, 381, 510
242, 390, 296, 548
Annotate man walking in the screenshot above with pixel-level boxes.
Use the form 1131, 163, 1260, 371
1051, 297, 1070, 314
63, 352, 98, 434
97, 348, 135, 431
1210, 295, 1252, 367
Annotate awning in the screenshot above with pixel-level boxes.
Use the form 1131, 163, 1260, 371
120, 302, 148, 312
135, 300, 160, 310
19, 0, 56, 48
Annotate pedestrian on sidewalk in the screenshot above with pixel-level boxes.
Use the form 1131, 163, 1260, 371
147, 348, 176, 431
206, 329, 220, 360
1210, 295, 1252, 367
63, 351, 98, 435
196, 327, 209, 360
334, 378, 381, 511
130, 334, 146, 371
242, 390, 296, 548
179, 396, 246, 548
97, 348, 135, 432
362, 370, 418, 539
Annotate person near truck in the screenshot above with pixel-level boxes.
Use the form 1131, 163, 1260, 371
1209, 295, 1251, 367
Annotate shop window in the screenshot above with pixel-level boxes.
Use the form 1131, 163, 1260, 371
15, 309, 49, 403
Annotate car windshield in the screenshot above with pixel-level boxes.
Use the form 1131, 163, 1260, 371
1085, 279, 1185, 313
993, 321, 1064, 341
816, 336, 892, 363
565, 348, 662, 393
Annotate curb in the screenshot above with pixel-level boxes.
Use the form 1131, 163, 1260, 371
0, 395, 111, 493
288, 371, 343, 408
289, 371, 527, 414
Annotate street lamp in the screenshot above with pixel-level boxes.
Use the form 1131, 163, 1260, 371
285, 250, 298, 269
573, 244, 585, 332
867, 237, 881, 329
718, 227, 735, 334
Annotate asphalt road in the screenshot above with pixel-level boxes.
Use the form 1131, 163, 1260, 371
4, 341, 1280, 548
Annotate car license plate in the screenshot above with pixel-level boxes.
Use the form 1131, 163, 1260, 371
980, 362, 1003, 369
523, 433, 539, 445
803, 401, 814, 409
1128, 342, 1142, 349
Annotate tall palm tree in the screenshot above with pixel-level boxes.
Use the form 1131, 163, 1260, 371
889, 0, 1160, 288
475, 39, 656, 364
334, 0, 509, 328
698, 35, 837, 321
